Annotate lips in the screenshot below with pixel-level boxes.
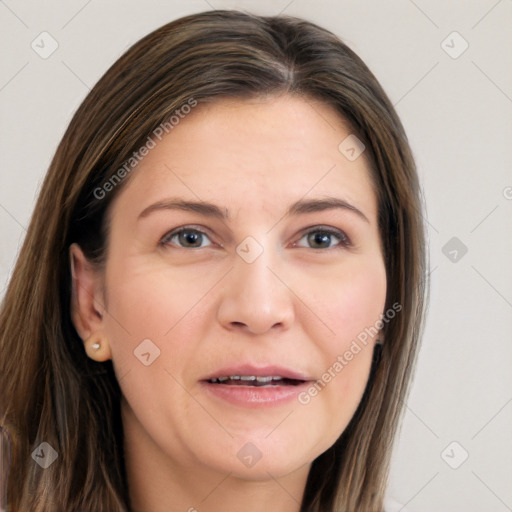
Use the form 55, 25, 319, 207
201, 364, 314, 407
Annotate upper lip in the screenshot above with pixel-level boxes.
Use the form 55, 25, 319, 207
203, 364, 314, 382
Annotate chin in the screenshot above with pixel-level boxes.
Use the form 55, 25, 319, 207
196, 431, 324, 481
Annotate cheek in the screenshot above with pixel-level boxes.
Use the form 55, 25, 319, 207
100, 267, 208, 428
302, 255, 387, 348
100, 259, 228, 434
103, 259, 217, 345
297, 257, 386, 429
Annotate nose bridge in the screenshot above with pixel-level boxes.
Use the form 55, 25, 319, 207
217, 234, 294, 334
234, 236, 281, 307
237, 243, 275, 294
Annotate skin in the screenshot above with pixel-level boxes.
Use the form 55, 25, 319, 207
70, 95, 387, 512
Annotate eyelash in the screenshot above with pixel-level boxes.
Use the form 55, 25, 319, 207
160, 225, 351, 250
297, 226, 351, 250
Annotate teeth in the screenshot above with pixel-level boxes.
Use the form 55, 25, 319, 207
255, 376, 273, 383
209, 375, 286, 383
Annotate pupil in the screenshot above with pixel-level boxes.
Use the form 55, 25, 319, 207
308, 232, 331, 249
180, 231, 201, 247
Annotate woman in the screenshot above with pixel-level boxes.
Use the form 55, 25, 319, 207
0, 10, 428, 512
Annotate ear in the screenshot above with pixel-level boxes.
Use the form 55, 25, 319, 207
69, 243, 111, 361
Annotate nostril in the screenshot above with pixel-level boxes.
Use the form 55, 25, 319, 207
229, 320, 284, 331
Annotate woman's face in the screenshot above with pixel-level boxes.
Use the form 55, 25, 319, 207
91, 95, 386, 480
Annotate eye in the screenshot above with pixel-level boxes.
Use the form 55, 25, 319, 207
161, 227, 213, 248
294, 227, 350, 250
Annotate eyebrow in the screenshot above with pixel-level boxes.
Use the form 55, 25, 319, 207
137, 196, 369, 223
288, 197, 369, 223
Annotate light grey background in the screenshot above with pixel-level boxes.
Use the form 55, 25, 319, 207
1, 1, 511, 510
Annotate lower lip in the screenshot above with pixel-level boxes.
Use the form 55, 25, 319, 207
201, 381, 311, 408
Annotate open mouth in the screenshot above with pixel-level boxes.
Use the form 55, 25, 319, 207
207, 376, 306, 387
202, 368, 311, 406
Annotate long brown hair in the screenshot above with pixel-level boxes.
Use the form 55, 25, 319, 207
0, 10, 428, 511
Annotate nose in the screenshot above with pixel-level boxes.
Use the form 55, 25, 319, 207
216, 245, 295, 335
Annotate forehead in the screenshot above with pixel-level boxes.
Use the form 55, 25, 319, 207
110, 95, 377, 222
